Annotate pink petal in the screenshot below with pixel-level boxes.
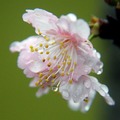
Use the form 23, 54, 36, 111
36, 87, 49, 97
29, 60, 46, 73
22, 9, 58, 35
70, 19, 90, 40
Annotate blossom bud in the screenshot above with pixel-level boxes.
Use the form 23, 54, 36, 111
89, 16, 107, 37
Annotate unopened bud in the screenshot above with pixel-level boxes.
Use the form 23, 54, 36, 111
89, 16, 107, 39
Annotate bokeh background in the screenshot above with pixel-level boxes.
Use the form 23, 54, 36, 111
0, 0, 120, 120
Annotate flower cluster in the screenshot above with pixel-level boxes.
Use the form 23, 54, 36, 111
10, 9, 115, 112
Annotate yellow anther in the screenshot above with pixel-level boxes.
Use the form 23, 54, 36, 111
42, 58, 46, 62
35, 48, 38, 51
59, 46, 62, 49
40, 51, 43, 54
49, 68, 53, 72
39, 43, 43, 47
57, 65, 61, 69
46, 51, 50, 54
67, 55, 71, 59
39, 73, 43, 78
29, 46, 34, 52
52, 74, 56, 78
70, 68, 74, 72
62, 62, 66, 65
44, 36, 49, 41
53, 56, 57, 60
38, 79, 42, 83
74, 62, 77, 66
51, 79, 55, 83
35, 81, 40, 86
69, 79, 73, 84
38, 29, 42, 35
61, 51, 65, 55
61, 72, 64, 76
47, 62, 51, 67
44, 76, 48, 79
51, 41, 55, 45
31, 49, 34, 52
41, 85, 44, 89
62, 67, 64, 71
83, 97, 89, 103
45, 78, 49, 82
30, 45, 33, 49
66, 72, 69, 75
60, 41, 64, 46
45, 44, 49, 48
63, 48, 67, 52
67, 61, 71, 65
47, 57, 50, 60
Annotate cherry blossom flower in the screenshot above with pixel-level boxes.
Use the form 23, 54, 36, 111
10, 9, 114, 112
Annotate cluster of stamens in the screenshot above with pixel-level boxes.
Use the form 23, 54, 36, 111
29, 30, 77, 91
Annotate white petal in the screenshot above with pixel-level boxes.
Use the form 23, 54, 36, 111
80, 91, 96, 112
67, 13, 77, 21
84, 79, 91, 88
104, 94, 115, 105
23, 68, 35, 78
29, 61, 45, 73
70, 19, 90, 39
90, 76, 115, 105
23, 9, 58, 35
61, 89, 70, 100
10, 41, 23, 52
36, 87, 49, 97
29, 77, 38, 87
68, 99, 80, 111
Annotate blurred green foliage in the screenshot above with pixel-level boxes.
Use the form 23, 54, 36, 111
0, 0, 118, 120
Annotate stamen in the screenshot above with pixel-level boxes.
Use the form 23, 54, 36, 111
45, 44, 49, 48
66, 72, 69, 75
60, 72, 64, 76
46, 51, 50, 54
69, 79, 73, 84
45, 78, 49, 82
74, 62, 77, 66
40, 51, 43, 54
44, 36, 49, 41
38, 29, 42, 35
52, 74, 56, 78
44, 76, 48, 79
51, 79, 55, 83
42, 58, 46, 62
39, 73, 43, 78
67, 61, 71, 65
53, 56, 57, 60
70, 68, 74, 72
49, 68, 53, 72
41, 85, 44, 89
57, 65, 61, 69
39, 43, 43, 47
47, 62, 51, 67
47, 57, 50, 61
35, 48, 38, 52
29, 45, 34, 52
35, 81, 40, 86
62, 62, 66, 65
38, 79, 42, 83
83, 97, 89, 103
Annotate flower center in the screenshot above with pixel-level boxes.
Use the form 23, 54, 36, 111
29, 31, 78, 89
